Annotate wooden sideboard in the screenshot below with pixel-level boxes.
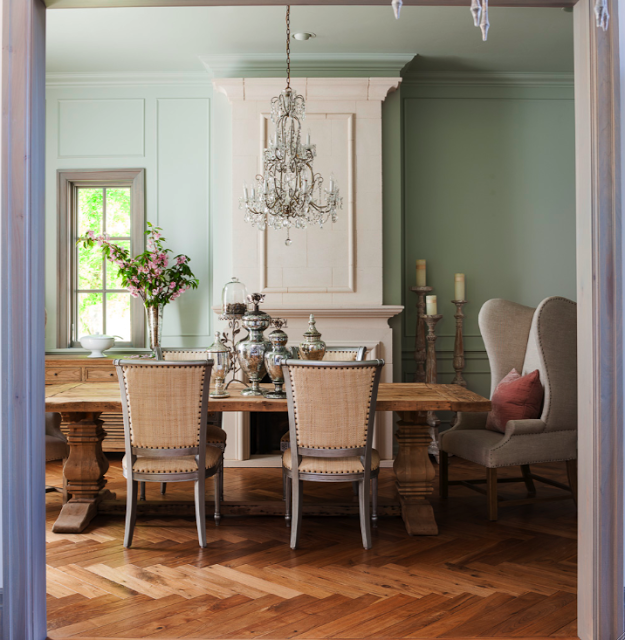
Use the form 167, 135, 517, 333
45, 354, 132, 451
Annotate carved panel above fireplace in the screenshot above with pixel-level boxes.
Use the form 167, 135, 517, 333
213, 77, 400, 307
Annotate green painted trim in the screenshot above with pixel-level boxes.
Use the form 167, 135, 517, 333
201, 53, 416, 78
46, 72, 213, 87
401, 71, 574, 87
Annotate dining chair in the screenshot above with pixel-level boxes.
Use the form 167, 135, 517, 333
45, 412, 69, 503
280, 346, 367, 452
138, 348, 227, 502
282, 358, 384, 550
114, 358, 223, 548
439, 296, 577, 520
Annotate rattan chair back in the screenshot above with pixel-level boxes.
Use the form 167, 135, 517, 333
282, 360, 384, 454
114, 360, 212, 452
322, 347, 367, 362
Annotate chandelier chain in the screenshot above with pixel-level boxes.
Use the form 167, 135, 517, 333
286, 5, 291, 89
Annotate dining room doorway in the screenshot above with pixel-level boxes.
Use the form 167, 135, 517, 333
0, 1, 622, 639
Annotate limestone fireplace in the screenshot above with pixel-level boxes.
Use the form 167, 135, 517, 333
213, 76, 404, 465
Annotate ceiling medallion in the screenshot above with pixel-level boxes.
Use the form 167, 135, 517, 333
240, 5, 342, 246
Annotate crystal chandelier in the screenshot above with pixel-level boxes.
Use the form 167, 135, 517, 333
240, 6, 342, 246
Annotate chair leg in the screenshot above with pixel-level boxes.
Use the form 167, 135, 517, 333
214, 464, 222, 526
352, 481, 359, 496
566, 459, 578, 506
290, 479, 303, 550
139, 481, 146, 501
282, 468, 287, 501
358, 477, 372, 550
371, 475, 378, 527
486, 468, 498, 521
284, 470, 292, 527
194, 474, 207, 548
124, 478, 138, 548
520, 464, 536, 497
439, 451, 448, 499
161, 482, 167, 495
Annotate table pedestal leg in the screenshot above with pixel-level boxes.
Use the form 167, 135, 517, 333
52, 412, 114, 533
394, 411, 438, 535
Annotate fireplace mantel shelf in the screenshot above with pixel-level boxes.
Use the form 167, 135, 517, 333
212, 305, 404, 319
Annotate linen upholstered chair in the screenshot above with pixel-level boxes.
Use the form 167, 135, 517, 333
439, 297, 577, 521
280, 346, 367, 453
45, 412, 69, 502
140, 348, 227, 501
114, 359, 223, 548
282, 358, 384, 550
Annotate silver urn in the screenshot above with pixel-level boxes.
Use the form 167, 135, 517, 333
264, 318, 290, 399
299, 314, 326, 361
206, 332, 231, 398
235, 293, 272, 396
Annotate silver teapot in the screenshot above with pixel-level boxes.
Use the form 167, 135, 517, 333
235, 293, 272, 396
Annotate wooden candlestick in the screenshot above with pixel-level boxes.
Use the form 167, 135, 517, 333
452, 300, 468, 387
424, 314, 442, 461
410, 286, 433, 383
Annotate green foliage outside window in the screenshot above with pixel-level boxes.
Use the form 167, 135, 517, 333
76, 187, 132, 339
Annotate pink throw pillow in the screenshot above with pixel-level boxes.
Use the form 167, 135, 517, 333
485, 368, 543, 433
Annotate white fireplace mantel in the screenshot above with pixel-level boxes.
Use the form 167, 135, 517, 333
214, 76, 404, 464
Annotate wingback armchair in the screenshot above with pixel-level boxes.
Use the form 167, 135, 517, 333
439, 296, 577, 520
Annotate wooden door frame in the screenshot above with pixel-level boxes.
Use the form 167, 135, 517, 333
1, 0, 622, 639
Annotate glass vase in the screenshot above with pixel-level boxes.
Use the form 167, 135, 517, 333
145, 304, 164, 357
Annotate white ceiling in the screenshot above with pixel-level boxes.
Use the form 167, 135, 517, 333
46, 5, 574, 74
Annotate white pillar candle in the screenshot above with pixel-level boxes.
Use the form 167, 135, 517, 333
426, 295, 437, 316
454, 273, 466, 301
243, 184, 249, 200
416, 259, 427, 287
306, 130, 311, 146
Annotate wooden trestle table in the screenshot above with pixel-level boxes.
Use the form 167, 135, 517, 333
45, 381, 490, 536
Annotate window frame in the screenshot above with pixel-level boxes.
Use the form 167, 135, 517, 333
57, 169, 146, 349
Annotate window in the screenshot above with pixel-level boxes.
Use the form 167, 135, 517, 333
57, 170, 146, 348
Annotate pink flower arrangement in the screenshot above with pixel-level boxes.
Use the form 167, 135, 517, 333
79, 222, 198, 308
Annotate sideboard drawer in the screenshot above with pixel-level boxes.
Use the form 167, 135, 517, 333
46, 368, 82, 383
85, 367, 117, 382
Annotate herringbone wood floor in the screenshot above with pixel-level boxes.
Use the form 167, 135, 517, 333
45, 457, 577, 640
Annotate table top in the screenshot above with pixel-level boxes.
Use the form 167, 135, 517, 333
45, 382, 490, 413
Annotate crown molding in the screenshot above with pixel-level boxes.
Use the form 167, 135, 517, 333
402, 71, 574, 87
212, 77, 401, 103
201, 53, 416, 78
45, 71, 212, 87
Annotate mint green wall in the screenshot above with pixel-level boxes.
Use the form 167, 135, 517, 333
44, 82, 214, 350
389, 80, 576, 398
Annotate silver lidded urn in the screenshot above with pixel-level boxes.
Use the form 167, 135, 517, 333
235, 293, 272, 396
206, 332, 231, 398
299, 314, 326, 360
264, 318, 290, 399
